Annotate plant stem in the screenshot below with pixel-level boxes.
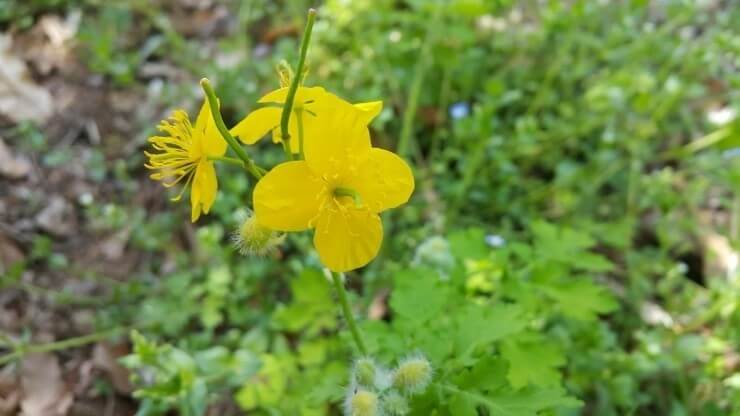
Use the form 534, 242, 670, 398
0, 327, 123, 365
397, 5, 443, 158
200, 78, 263, 180
279, 8, 316, 160
208, 155, 245, 167
330, 272, 367, 355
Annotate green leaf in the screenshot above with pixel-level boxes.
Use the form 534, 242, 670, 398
531, 221, 613, 271
500, 334, 565, 388
273, 269, 336, 334
540, 278, 618, 321
391, 268, 448, 324
454, 303, 526, 358
448, 228, 489, 260
443, 384, 582, 416
234, 354, 292, 410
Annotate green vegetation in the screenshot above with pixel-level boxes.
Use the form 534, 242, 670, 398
1, 1, 738, 415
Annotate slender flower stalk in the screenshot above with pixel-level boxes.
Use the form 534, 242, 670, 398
200, 78, 263, 179
279, 8, 316, 159
331, 271, 368, 355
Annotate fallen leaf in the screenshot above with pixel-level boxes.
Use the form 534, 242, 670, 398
0, 138, 32, 179
702, 232, 739, 279
35, 196, 74, 237
0, 35, 53, 123
0, 232, 24, 272
20, 352, 74, 416
0, 368, 20, 416
92, 342, 133, 394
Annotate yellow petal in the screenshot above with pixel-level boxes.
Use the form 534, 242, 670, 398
258, 86, 327, 104
190, 160, 218, 222
313, 204, 383, 272
194, 99, 211, 133
253, 161, 327, 232
354, 101, 383, 125
344, 148, 415, 213
303, 96, 372, 179
230, 106, 281, 145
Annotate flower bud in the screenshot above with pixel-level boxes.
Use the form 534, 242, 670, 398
392, 355, 432, 394
232, 212, 284, 256
353, 357, 377, 388
345, 389, 378, 416
382, 391, 410, 415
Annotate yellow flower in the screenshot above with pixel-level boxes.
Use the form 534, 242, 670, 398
145, 100, 226, 222
230, 86, 382, 153
252, 98, 414, 272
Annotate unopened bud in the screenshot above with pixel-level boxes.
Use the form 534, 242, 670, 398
353, 357, 377, 388
345, 389, 378, 416
232, 212, 284, 256
392, 355, 432, 394
382, 391, 410, 415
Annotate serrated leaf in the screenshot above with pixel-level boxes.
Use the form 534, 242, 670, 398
531, 221, 613, 271
500, 335, 565, 388
454, 303, 526, 358
444, 385, 582, 416
448, 393, 479, 416
391, 268, 447, 324
540, 278, 618, 321
448, 228, 489, 260
273, 269, 336, 334
235, 354, 291, 410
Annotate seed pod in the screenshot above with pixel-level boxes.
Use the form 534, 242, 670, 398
392, 355, 432, 394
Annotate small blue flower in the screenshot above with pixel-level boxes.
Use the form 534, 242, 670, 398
449, 102, 470, 120
485, 234, 506, 248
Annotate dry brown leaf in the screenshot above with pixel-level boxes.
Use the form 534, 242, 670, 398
92, 342, 133, 394
35, 196, 74, 237
702, 233, 739, 279
0, 368, 20, 416
0, 35, 54, 124
0, 137, 32, 179
20, 352, 74, 416
0, 232, 24, 272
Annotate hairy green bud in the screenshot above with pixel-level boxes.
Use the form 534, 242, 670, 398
353, 357, 377, 388
345, 389, 379, 416
392, 355, 432, 394
231, 212, 285, 256
382, 391, 410, 415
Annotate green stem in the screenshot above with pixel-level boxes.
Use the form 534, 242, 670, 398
200, 78, 263, 180
0, 327, 122, 365
208, 155, 245, 167
279, 8, 316, 160
330, 272, 367, 355
297, 109, 305, 159
397, 5, 443, 158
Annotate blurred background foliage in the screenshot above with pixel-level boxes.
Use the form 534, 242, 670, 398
0, 0, 738, 415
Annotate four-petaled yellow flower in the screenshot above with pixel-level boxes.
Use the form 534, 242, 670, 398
230, 86, 382, 154
252, 97, 414, 272
145, 100, 226, 222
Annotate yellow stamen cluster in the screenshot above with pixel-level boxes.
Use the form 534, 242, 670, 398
145, 111, 197, 201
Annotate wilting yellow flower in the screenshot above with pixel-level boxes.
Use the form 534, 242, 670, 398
145, 100, 226, 222
252, 98, 414, 272
230, 86, 382, 153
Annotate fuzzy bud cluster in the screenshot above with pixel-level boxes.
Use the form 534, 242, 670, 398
345, 355, 432, 416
